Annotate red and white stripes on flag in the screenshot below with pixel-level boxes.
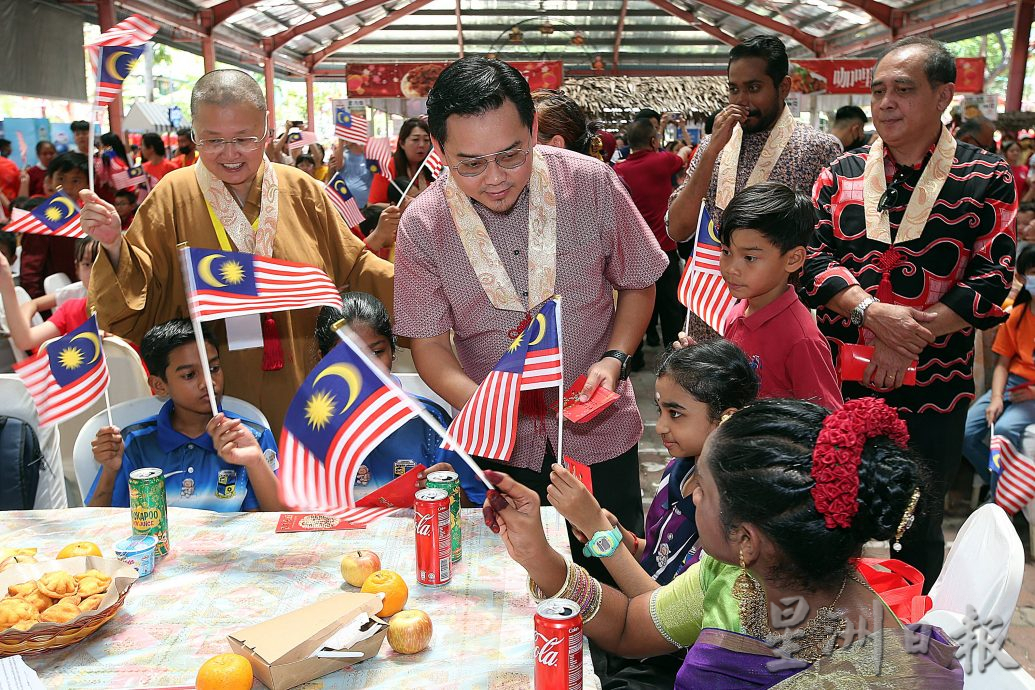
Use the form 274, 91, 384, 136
298, 506, 398, 525
365, 138, 392, 179
85, 14, 159, 75
111, 165, 147, 190
678, 204, 736, 335
336, 112, 369, 145
425, 150, 444, 179
993, 436, 1035, 515
287, 131, 319, 151
444, 370, 522, 460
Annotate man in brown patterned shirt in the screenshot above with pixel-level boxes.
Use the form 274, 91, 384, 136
394, 57, 667, 584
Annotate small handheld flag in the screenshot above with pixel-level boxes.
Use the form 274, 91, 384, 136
522, 297, 563, 391
426, 149, 444, 179
14, 316, 109, 427
178, 246, 343, 323
678, 203, 736, 335
991, 435, 1035, 515
112, 165, 147, 190
4, 191, 86, 238
96, 44, 145, 107
334, 107, 368, 145
286, 130, 319, 152
324, 173, 366, 229
990, 426, 1003, 475
365, 138, 392, 180
86, 14, 159, 47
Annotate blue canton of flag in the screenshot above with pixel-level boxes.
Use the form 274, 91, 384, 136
190, 250, 259, 298
96, 44, 145, 106
324, 172, 366, 228
4, 191, 85, 238
334, 107, 368, 145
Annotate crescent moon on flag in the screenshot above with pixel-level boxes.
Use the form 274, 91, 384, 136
106, 50, 134, 81
707, 218, 720, 244
51, 196, 76, 219
337, 111, 348, 124
314, 363, 362, 413
70, 331, 101, 364
333, 179, 350, 197
197, 253, 227, 288
528, 313, 548, 346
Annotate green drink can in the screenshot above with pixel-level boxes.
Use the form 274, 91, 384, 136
426, 471, 461, 562
129, 468, 169, 557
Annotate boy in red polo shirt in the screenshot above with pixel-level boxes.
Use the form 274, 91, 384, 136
719, 182, 842, 410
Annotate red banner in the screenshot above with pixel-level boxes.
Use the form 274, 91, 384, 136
790, 57, 986, 94
345, 61, 564, 98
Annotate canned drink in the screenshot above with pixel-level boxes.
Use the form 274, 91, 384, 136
393, 459, 416, 478
426, 470, 462, 563
414, 488, 451, 586
129, 468, 169, 557
534, 598, 583, 690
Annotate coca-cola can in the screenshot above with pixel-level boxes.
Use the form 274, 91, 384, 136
414, 488, 452, 587
534, 598, 583, 690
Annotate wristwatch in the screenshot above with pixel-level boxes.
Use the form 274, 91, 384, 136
602, 350, 631, 381
582, 526, 624, 558
850, 297, 879, 327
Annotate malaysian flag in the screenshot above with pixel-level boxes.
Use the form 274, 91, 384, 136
85, 14, 159, 75
365, 137, 392, 180
5, 192, 86, 238
14, 316, 109, 427
286, 130, 318, 152
522, 297, 563, 390
279, 338, 422, 511
425, 149, 444, 179
112, 165, 147, 190
443, 328, 531, 462
324, 173, 365, 228
677, 204, 736, 335
96, 44, 145, 106
991, 436, 1035, 515
178, 246, 343, 323
334, 107, 368, 145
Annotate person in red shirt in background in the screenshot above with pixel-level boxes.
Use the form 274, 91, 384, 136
20, 152, 87, 299
27, 141, 56, 197
172, 127, 198, 168
0, 139, 20, 216
615, 118, 688, 361
140, 132, 178, 182
113, 190, 136, 230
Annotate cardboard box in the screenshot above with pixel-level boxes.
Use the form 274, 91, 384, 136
227, 592, 388, 690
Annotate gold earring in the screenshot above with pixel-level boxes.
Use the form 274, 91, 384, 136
732, 546, 763, 602
892, 488, 921, 552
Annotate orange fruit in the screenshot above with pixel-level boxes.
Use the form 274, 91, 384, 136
196, 653, 253, 690
361, 569, 409, 617
56, 542, 102, 559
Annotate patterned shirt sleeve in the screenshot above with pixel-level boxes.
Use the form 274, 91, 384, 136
393, 198, 455, 339
803, 164, 860, 308
599, 165, 668, 290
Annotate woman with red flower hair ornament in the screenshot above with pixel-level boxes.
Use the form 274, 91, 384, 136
484, 398, 963, 689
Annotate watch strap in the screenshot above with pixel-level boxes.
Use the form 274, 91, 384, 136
582, 526, 623, 558
602, 350, 630, 380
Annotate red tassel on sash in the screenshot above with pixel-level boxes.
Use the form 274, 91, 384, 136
875, 247, 901, 304
261, 313, 284, 371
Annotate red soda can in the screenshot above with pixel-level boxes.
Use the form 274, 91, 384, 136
534, 598, 583, 689
414, 488, 452, 586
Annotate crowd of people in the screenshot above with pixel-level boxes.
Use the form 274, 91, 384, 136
0, 29, 1025, 688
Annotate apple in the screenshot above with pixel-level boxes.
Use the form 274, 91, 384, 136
340, 550, 381, 587
387, 609, 433, 654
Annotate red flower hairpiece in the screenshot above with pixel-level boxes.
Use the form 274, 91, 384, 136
811, 398, 909, 529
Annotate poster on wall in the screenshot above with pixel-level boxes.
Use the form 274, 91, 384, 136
345, 61, 564, 98
788, 57, 986, 95
0, 118, 51, 166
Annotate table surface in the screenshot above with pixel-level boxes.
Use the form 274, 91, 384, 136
2, 507, 599, 690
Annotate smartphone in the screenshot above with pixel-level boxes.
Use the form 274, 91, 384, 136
290, 120, 304, 128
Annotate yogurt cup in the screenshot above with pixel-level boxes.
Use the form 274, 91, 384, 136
113, 534, 158, 577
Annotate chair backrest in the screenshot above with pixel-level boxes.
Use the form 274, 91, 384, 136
13, 286, 43, 327
927, 503, 1024, 636
54, 281, 86, 306
43, 272, 72, 296
0, 374, 66, 509
920, 609, 1035, 688
395, 372, 454, 414
73, 394, 272, 502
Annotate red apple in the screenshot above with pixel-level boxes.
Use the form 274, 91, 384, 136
340, 550, 381, 587
387, 609, 433, 654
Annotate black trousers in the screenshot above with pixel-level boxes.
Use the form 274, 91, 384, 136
479, 443, 644, 588
655, 250, 687, 347
896, 404, 969, 592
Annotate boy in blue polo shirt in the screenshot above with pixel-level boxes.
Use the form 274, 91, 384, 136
87, 319, 282, 511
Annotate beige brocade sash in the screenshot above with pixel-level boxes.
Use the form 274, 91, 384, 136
715, 105, 796, 210
444, 148, 557, 312
194, 157, 279, 255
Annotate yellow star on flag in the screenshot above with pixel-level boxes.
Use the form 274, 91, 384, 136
58, 347, 84, 370
305, 390, 337, 430
220, 260, 246, 285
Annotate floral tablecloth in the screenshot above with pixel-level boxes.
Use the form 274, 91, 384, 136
2, 507, 599, 689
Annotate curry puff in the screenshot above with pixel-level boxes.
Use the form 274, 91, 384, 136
0, 597, 40, 631
76, 576, 109, 597
40, 598, 81, 624
79, 594, 105, 613
17, 585, 52, 613
7, 581, 36, 598
36, 571, 78, 599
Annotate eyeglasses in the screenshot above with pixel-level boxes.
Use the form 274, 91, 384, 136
450, 143, 531, 177
191, 130, 268, 152
876, 169, 910, 213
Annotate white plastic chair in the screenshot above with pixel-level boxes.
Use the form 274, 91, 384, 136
54, 281, 86, 306
73, 394, 272, 501
0, 374, 66, 509
927, 503, 1024, 638
920, 609, 1035, 689
43, 272, 72, 296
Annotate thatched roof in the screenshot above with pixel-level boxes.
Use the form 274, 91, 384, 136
997, 112, 1035, 133
561, 76, 727, 124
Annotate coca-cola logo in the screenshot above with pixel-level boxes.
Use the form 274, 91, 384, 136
416, 512, 432, 536
534, 632, 561, 667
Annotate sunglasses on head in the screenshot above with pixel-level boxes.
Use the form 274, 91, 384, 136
877, 169, 911, 213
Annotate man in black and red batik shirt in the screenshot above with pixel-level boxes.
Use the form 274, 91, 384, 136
804, 37, 1017, 588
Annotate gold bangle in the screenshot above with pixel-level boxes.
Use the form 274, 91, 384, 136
528, 561, 575, 601
583, 577, 604, 623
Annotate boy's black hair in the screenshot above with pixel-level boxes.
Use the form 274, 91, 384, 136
114, 189, 136, 203
46, 152, 88, 178
728, 35, 789, 87
426, 57, 535, 146
15, 196, 44, 212
70, 120, 90, 133
141, 319, 219, 381
834, 105, 868, 125
718, 182, 815, 253
294, 154, 316, 167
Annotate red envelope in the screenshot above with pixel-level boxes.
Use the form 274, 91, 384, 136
355, 463, 427, 509
275, 513, 365, 532
839, 344, 917, 386
563, 456, 593, 495
561, 375, 620, 423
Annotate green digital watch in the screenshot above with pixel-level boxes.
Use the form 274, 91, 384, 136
582, 526, 623, 558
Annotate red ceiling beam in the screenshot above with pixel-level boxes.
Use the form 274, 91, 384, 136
648, 0, 740, 48
687, 0, 823, 54
613, 0, 630, 73
266, 0, 394, 52
455, 0, 464, 57
198, 0, 262, 31
1006, 0, 1034, 110
836, 0, 901, 29
306, 0, 437, 68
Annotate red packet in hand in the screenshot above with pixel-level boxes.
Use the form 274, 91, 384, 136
562, 375, 620, 423
563, 456, 593, 495
276, 513, 365, 532
839, 344, 917, 386
356, 463, 426, 509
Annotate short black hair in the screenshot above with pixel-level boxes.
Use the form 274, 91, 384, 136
626, 118, 656, 150
74, 237, 99, 265
0, 139, 9, 149
294, 154, 315, 167
46, 152, 88, 178
834, 105, 867, 125
141, 319, 219, 382
70, 120, 90, 133
426, 57, 535, 146
656, 340, 758, 423
956, 118, 987, 140
114, 189, 136, 203
634, 108, 662, 122
177, 127, 192, 138
877, 36, 955, 86
719, 182, 815, 253
0, 233, 17, 259
141, 132, 165, 156
35, 140, 54, 154
729, 35, 789, 87
1013, 245, 1035, 308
